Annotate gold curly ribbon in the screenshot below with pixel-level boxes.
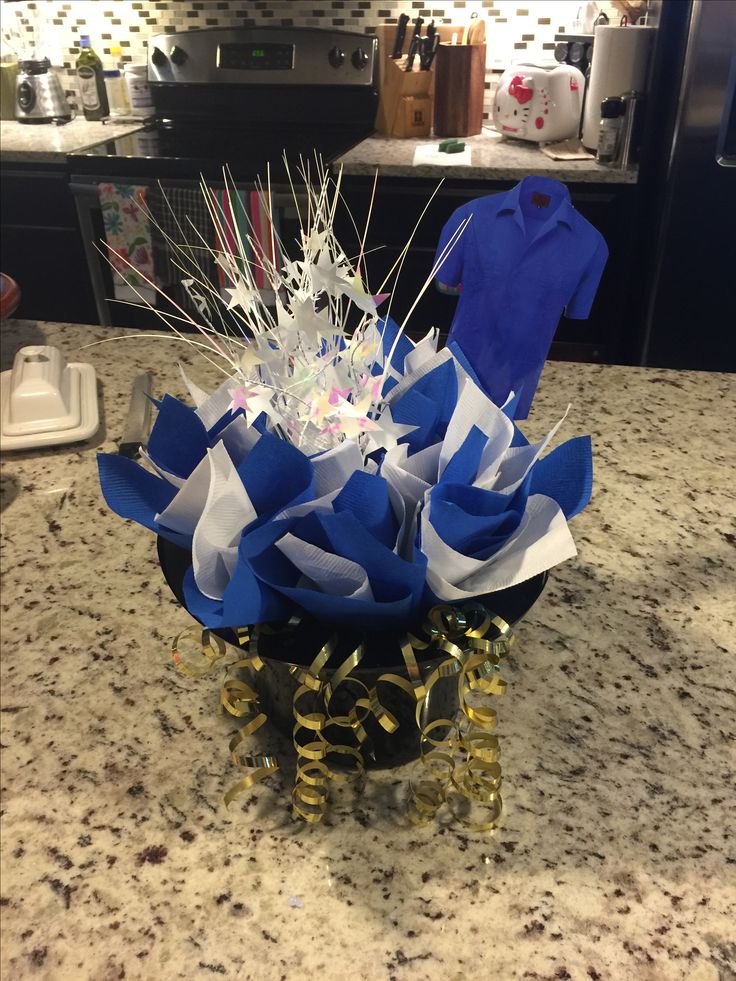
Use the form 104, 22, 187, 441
290, 639, 368, 822
405, 605, 513, 831
170, 604, 514, 829
171, 627, 227, 677
173, 625, 279, 805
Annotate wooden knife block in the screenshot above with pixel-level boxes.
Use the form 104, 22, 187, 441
376, 60, 433, 138
433, 43, 486, 137
374, 24, 462, 138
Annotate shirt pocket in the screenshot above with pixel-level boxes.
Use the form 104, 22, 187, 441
527, 256, 578, 308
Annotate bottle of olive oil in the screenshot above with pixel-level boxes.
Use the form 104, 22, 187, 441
76, 35, 109, 120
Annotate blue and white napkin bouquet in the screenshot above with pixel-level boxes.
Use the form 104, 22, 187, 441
98, 165, 592, 638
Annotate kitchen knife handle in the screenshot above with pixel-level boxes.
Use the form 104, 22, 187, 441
390, 13, 410, 59
405, 35, 419, 71
422, 35, 440, 70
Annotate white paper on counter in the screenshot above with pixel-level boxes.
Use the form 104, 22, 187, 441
179, 364, 210, 408
413, 143, 473, 167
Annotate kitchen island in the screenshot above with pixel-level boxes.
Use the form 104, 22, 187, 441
1, 319, 734, 981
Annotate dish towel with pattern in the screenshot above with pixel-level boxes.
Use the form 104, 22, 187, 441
98, 183, 156, 306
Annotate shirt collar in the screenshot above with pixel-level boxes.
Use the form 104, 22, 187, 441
497, 176, 573, 232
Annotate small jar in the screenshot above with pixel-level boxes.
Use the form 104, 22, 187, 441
104, 69, 129, 116
597, 97, 624, 165
124, 63, 153, 114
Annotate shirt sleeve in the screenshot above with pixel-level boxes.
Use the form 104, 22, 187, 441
434, 203, 471, 289
565, 236, 609, 320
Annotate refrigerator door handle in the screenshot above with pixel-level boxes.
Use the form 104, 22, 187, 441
716, 53, 736, 167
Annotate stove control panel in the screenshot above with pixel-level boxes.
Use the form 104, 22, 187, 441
148, 27, 376, 87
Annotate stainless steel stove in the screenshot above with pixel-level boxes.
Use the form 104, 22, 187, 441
71, 27, 377, 181
69, 27, 377, 327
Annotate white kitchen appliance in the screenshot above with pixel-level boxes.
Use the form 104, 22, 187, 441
492, 64, 585, 143
581, 25, 655, 150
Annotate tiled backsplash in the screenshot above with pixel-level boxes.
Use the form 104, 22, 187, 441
2, 0, 623, 114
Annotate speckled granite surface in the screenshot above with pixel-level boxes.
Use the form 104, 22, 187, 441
0, 119, 145, 164
1, 319, 734, 981
335, 129, 638, 183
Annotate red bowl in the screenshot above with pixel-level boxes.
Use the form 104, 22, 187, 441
0, 274, 21, 320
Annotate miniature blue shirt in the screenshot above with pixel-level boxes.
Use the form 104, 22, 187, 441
434, 176, 608, 419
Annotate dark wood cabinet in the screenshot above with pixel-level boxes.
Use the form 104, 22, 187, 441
0, 163, 98, 324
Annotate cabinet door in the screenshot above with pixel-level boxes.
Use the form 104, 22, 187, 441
1, 166, 98, 324
0, 225, 97, 324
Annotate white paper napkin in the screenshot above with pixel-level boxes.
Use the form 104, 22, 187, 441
276, 533, 374, 601
413, 143, 473, 167
423, 493, 577, 599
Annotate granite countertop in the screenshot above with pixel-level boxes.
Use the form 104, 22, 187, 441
0, 118, 145, 164
1, 319, 734, 980
335, 129, 638, 183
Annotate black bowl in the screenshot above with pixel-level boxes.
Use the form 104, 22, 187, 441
157, 537, 548, 767
157, 537, 547, 664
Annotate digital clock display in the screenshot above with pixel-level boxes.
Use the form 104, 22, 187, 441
217, 42, 294, 71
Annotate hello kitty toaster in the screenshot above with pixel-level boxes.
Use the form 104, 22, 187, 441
492, 64, 585, 143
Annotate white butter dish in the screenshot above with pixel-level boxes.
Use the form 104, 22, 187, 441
0, 345, 99, 451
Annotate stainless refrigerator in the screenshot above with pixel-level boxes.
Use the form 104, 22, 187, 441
639, 0, 736, 371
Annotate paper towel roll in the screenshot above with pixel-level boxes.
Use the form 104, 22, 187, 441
582, 25, 655, 150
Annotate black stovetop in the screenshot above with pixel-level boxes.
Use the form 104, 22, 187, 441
68, 120, 370, 182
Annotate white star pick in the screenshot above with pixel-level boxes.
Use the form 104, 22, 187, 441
223, 278, 260, 312
364, 405, 418, 453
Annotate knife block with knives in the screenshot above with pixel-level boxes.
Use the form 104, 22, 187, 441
374, 23, 462, 139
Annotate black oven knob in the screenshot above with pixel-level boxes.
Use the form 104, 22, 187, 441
328, 46, 344, 68
170, 45, 187, 67
151, 46, 167, 68
351, 47, 369, 70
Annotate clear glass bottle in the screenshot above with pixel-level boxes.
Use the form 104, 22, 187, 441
104, 45, 130, 117
76, 35, 109, 120
597, 96, 624, 165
